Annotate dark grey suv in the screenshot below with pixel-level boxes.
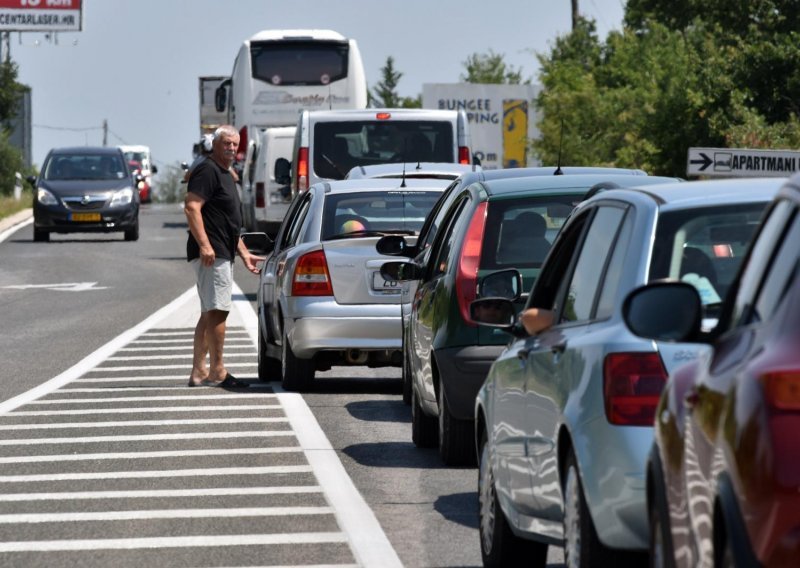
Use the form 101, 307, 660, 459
30, 146, 140, 242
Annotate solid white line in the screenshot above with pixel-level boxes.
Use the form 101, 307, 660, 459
0, 417, 286, 430
28, 394, 273, 404
107, 352, 253, 361
0, 431, 293, 445
7, 405, 279, 416
139, 330, 249, 337
0, 465, 313, 482
119, 344, 250, 351
73, 375, 189, 382
0, 532, 347, 552
0, 287, 198, 415
0, 214, 32, 243
0, 447, 301, 464
90, 362, 253, 371
0, 486, 323, 501
0, 506, 335, 524
46, 386, 273, 393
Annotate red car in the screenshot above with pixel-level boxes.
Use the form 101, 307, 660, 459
623, 174, 800, 567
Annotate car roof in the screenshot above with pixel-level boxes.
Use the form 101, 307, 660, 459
303, 108, 459, 121
316, 177, 453, 194
49, 146, 124, 155
346, 162, 480, 180
476, 173, 682, 198
594, 176, 787, 209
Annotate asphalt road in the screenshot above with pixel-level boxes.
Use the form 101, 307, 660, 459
0, 204, 566, 567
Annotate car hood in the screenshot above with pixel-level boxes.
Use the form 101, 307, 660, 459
38, 178, 132, 196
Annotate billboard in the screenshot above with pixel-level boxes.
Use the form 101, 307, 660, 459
0, 0, 82, 32
423, 83, 540, 169
687, 147, 800, 178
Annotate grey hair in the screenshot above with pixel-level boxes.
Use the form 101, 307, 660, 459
213, 125, 238, 140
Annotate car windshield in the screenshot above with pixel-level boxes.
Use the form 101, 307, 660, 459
43, 154, 129, 181
322, 190, 442, 240
313, 121, 454, 180
648, 203, 769, 307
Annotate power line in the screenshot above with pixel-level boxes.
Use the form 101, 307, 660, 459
33, 123, 102, 132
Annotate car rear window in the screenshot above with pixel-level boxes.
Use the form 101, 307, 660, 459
321, 190, 442, 239
250, 40, 349, 86
313, 121, 454, 180
480, 195, 579, 269
648, 202, 769, 306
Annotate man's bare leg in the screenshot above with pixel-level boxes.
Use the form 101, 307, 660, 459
205, 308, 230, 382
188, 312, 210, 385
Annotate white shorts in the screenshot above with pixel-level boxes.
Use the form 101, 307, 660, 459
192, 258, 233, 312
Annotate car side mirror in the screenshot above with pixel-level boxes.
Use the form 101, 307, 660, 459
241, 232, 275, 255
214, 82, 229, 113
472, 153, 481, 167
479, 269, 522, 300
622, 281, 702, 342
26, 175, 37, 186
274, 157, 291, 185
376, 234, 411, 256
470, 297, 516, 326
380, 261, 421, 282
151, 164, 158, 174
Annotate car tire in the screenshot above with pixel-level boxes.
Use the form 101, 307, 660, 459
33, 228, 49, 242
257, 322, 281, 382
401, 339, 412, 406
563, 450, 615, 567
124, 219, 139, 241
411, 386, 438, 448
438, 386, 476, 466
478, 431, 548, 568
281, 324, 314, 392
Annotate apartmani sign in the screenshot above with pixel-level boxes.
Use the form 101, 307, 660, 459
687, 147, 800, 178
0, 0, 82, 32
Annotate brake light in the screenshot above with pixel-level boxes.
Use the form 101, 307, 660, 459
255, 181, 265, 208
237, 126, 248, 162
296, 146, 309, 192
456, 201, 488, 326
376, 112, 391, 120
761, 370, 800, 411
603, 353, 667, 426
458, 146, 471, 165
292, 250, 333, 296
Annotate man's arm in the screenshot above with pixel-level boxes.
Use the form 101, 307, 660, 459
237, 237, 264, 274
184, 193, 215, 266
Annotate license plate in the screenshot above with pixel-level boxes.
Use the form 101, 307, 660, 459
70, 213, 101, 222
372, 271, 401, 291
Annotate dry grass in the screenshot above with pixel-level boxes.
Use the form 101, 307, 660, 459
0, 190, 31, 222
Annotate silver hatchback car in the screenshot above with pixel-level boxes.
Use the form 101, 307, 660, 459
470, 177, 784, 566
253, 177, 450, 391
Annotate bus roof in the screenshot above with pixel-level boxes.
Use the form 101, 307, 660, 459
247, 29, 348, 43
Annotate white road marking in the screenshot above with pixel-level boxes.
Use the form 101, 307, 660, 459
47, 386, 273, 393
107, 352, 253, 361
7, 405, 279, 416
0, 506, 335, 523
72, 375, 193, 382
0, 465, 313, 483
91, 362, 253, 372
0, 486, 323, 501
0, 532, 348, 552
2, 282, 109, 292
27, 394, 273, 404
0, 418, 286, 430
0, 431, 293, 445
0, 447, 302, 464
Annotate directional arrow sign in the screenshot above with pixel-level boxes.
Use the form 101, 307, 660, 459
3, 282, 109, 292
687, 147, 800, 178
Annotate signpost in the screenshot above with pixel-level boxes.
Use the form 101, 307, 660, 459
687, 147, 800, 178
0, 0, 83, 33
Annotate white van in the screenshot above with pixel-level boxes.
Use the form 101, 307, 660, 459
287, 108, 474, 193
118, 144, 157, 203
241, 126, 295, 235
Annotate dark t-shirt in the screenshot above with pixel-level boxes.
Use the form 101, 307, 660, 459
186, 159, 242, 262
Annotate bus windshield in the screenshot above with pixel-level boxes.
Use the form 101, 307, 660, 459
250, 40, 349, 86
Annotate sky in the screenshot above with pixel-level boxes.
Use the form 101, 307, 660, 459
10, 0, 626, 174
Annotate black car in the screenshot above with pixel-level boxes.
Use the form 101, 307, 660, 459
29, 146, 140, 242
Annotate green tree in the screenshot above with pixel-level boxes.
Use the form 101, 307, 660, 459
370, 56, 403, 108
0, 60, 29, 195
461, 50, 526, 84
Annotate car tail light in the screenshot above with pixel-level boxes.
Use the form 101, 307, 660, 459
456, 201, 488, 326
292, 250, 333, 296
295, 147, 309, 192
761, 370, 800, 411
603, 353, 668, 426
458, 146, 471, 165
255, 182, 265, 208
237, 126, 248, 162
376, 112, 391, 120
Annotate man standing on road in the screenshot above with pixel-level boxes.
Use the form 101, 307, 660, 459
184, 124, 263, 388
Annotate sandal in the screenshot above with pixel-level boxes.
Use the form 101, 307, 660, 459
219, 373, 249, 388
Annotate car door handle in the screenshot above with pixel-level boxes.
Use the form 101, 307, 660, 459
517, 348, 530, 360
551, 340, 567, 354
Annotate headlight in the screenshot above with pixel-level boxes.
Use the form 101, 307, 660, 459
37, 188, 58, 206
110, 188, 134, 207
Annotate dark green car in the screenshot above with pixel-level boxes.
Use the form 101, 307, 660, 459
382, 172, 681, 465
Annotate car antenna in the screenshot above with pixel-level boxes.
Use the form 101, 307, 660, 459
554, 118, 564, 175
400, 139, 408, 187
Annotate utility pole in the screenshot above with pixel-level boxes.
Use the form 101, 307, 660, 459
571, 0, 579, 30
102, 119, 107, 146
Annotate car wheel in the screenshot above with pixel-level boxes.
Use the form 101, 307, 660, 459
401, 339, 412, 406
479, 430, 548, 568
563, 450, 614, 567
438, 386, 476, 466
281, 324, 314, 392
411, 386, 438, 448
33, 228, 49, 242
124, 218, 139, 241
257, 321, 281, 382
